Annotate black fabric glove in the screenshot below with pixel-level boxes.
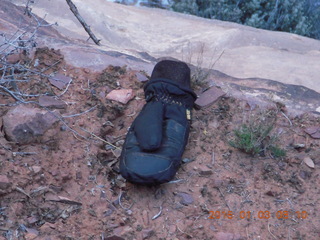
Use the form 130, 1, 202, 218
119, 60, 197, 185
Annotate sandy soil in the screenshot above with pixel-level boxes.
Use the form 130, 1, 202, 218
0, 48, 319, 240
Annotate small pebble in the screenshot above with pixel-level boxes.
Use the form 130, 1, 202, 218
182, 158, 194, 164
105, 145, 116, 151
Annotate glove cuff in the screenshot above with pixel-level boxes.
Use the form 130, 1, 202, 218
144, 78, 197, 109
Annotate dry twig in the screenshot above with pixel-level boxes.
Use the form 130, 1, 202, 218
15, 187, 31, 198
217, 187, 232, 211
268, 222, 277, 239
0, 7, 57, 103
79, 126, 120, 150
152, 206, 163, 220
62, 105, 97, 118
118, 191, 134, 210
281, 111, 293, 126
65, 0, 101, 45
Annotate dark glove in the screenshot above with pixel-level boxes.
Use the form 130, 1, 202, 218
119, 60, 197, 185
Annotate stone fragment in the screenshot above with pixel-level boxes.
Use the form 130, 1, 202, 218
7, 53, 21, 64
27, 216, 39, 224
168, 224, 176, 234
105, 236, 125, 240
299, 170, 311, 180
0, 175, 11, 190
39, 96, 67, 109
142, 229, 154, 239
113, 226, 133, 236
24, 233, 38, 240
211, 178, 224, 188
25, 228, 39, 240
176, 192, 194, 205
39, 222, 56, 231
106, 89, 135, 104
2, 105, 59, 144
305, 126, 320, 139
304, 157, 315, 169
182, 158, 194, 164
293, 143, 305, 149
195, 86, 226, 108
215, 232, 244, 240
309, 150, 320, 165
49, 73, 71, 90
142, 210, 150, 227
199, 169, 213, 176
135, 72, 148, 82
31, 166, 42, 174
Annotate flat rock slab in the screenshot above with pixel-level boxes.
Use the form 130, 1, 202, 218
195, 86, 226, 108
49, 73, 71, 90
305, 126, 320, 139
39, 96, 67, 109
2, 105, 60, 144
106, 89, 135, 104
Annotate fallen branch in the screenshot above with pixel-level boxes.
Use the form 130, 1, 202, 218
79, 126, 120, 150
65, 0, 101, 45
217, 187, 232, 211
152, 206, 162, 220
62, 105, 96, 118
15, 187, 31, 198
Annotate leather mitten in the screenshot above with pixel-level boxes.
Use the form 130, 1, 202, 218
119, 60, 197, 185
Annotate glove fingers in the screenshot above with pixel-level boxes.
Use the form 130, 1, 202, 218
134, 101, 164, 151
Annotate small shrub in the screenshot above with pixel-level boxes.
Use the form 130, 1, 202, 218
270, 146, 286, 158
229, 110, 286, 158
229, 123, 273, 156
170, 0, 320, 40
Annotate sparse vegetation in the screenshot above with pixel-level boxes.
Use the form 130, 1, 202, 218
170, 0, 320, 40
270, 145, 286, 158
229, 110, 286, 158
185, 42, 223, 91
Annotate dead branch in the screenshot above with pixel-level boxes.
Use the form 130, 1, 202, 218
62, 105, 96, 118
0, 9, 57, 104
79, 126, 120, 150
65, 0, 101, 45
15, 187, 31, 198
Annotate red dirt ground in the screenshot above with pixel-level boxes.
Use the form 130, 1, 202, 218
0, 48, 319, 240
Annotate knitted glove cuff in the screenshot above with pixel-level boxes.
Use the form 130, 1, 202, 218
144, 78, 197, 109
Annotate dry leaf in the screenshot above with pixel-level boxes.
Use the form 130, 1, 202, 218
303, 157, 315, 169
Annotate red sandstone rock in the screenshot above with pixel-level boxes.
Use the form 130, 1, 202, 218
195, 86, 226, 108
106, 89, 135, 104
2, 105, 59, 144
39, 96, 67, 109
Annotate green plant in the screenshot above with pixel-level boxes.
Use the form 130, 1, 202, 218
229, 111, 286, 158
270, 146, 286, 158
170, 0, 320, 40
229, 123, 272, 156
